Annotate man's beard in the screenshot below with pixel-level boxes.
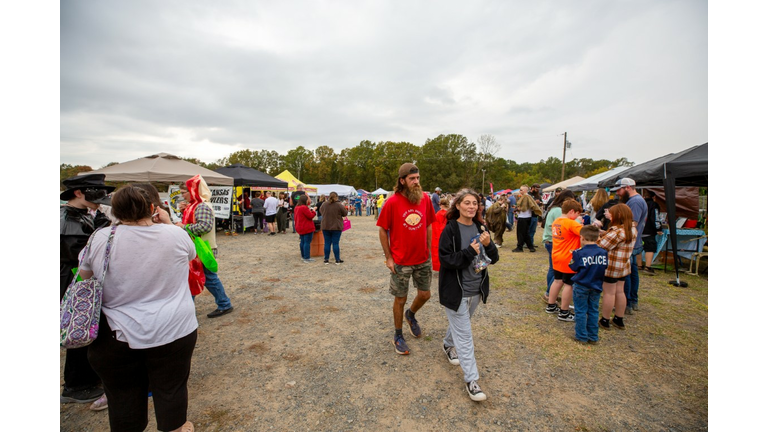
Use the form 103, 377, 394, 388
405, 183, 424, 204
618, 191, 629, 203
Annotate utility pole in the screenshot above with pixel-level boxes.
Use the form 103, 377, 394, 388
561, 132, 567, 182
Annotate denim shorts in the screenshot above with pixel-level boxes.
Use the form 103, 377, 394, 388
389, 260, 432, 297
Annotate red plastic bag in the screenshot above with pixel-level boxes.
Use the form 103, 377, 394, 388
189, 257, 206, 296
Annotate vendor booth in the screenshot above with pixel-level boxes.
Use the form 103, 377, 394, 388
275, 170, 318, 193
214, 164, 289, 234
598, 143, 708, 286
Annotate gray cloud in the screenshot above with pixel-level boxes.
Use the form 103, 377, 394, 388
61, 0, 707, 168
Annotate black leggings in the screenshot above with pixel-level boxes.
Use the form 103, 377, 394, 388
88, 316, 197, 432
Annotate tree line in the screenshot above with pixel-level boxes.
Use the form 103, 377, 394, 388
61, 134, 633, 193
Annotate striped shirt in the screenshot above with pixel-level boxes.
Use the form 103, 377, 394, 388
596, 225, 637, 278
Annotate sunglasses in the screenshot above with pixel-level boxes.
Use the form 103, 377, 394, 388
83, 188, 108, 202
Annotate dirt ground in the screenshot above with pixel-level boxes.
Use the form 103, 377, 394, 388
60, 215, 708, 431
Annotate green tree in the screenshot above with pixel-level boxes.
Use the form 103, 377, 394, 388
60, 164, 94, 189
283, 146, 314, 182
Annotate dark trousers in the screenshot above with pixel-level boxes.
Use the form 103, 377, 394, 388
88, 316, 197, 432
61, 265, 101, 391
516, 217, 534, 250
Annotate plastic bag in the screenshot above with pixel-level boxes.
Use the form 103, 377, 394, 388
470, 233, 492, 273
342, 217, 351, 231
189, 257, 206, 296
185, 228, 218, 272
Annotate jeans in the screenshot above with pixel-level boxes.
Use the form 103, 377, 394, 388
573, 284, 601, 342
624, 246, 643, 306
443, 295, 482, 383
544, 241, 554, 295
507, 211, 515, 228
322, 230, 342, 261
366, 206, 371, 216
204, 267, 232, 310
299, 232, 314, 259
355, 206, 362, 216
528, 216, 538, 245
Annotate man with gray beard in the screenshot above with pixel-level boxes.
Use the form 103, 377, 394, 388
377, 163, 436, 356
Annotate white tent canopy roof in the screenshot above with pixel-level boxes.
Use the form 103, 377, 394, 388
542, 176, 585, 192
566, 166, 629, 192
306, 184, 358, 197
370, 188, 390, 195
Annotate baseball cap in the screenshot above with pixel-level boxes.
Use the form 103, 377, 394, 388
398, 163, 419, 178
611, 178, 636, 191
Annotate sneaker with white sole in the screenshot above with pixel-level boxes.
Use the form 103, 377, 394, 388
545, 304, 560, 314
404, 309, 422, 338
392, 334, 410, 355
89, 394, 108, 411
443, 344, 460, 365
466, 380, 487, 401
557, 311, 575, 322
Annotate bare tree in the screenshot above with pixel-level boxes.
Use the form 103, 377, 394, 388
477, 134, 500, 157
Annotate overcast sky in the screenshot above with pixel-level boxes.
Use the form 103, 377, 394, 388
60, 0, 707, 169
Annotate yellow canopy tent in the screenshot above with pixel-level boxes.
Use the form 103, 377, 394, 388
275, 170, 317, 193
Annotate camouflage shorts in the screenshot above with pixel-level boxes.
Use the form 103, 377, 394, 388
389, 260, 432, 297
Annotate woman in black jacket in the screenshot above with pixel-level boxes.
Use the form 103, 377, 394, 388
438, 188, 499, 402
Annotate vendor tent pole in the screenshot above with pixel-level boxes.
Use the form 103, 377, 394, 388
663, 164, 687, 287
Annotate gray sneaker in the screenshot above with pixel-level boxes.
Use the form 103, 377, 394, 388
466, 380, 487, 401
443, 344, 460, 365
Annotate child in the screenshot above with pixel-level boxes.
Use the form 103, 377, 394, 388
546, 199, 583, 322
568, 225, 608, 344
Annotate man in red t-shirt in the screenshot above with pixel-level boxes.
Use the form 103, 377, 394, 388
377, 163, 435, 355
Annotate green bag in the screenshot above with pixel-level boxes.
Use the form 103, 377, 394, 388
186, 229, 218, 272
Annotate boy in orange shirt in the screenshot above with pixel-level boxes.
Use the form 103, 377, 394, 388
545, 199, 584, 322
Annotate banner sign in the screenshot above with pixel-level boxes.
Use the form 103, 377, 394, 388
168, 185, 232, 221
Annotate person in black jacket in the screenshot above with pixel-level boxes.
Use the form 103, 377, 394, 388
60, 174, 114, 405
438, 188, 499, 402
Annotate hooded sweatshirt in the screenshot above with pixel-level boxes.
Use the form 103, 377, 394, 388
182, 175, 218, 251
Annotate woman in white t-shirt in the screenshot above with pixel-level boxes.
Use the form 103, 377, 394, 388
80, 185, 197, 432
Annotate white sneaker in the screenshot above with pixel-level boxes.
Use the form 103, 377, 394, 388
89, 394, 108, 411
466, 380, 487, 401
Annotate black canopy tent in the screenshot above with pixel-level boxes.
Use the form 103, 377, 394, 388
214, 163, 288, 188
214, 164, 289, 234
598, 143, 708, 286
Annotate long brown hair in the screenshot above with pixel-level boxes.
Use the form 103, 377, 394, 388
328, 192, 339, 203
589, 189, 609, 211
608, 203, 634, 244
446, 188, 482, 223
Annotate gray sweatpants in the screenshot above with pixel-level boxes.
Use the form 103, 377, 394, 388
443, 294, 482, 383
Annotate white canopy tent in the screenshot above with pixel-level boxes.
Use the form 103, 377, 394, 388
566, 167, 629, 192
306, 184, 358, 197
370, 188, 390, 195
542, 176, 585, 192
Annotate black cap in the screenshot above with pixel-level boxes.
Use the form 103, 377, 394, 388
60, 173, 115, 203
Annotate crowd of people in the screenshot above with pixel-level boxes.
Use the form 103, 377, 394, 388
61, 163, 662, 430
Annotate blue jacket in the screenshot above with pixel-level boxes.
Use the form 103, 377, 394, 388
568, 244, 608, 292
